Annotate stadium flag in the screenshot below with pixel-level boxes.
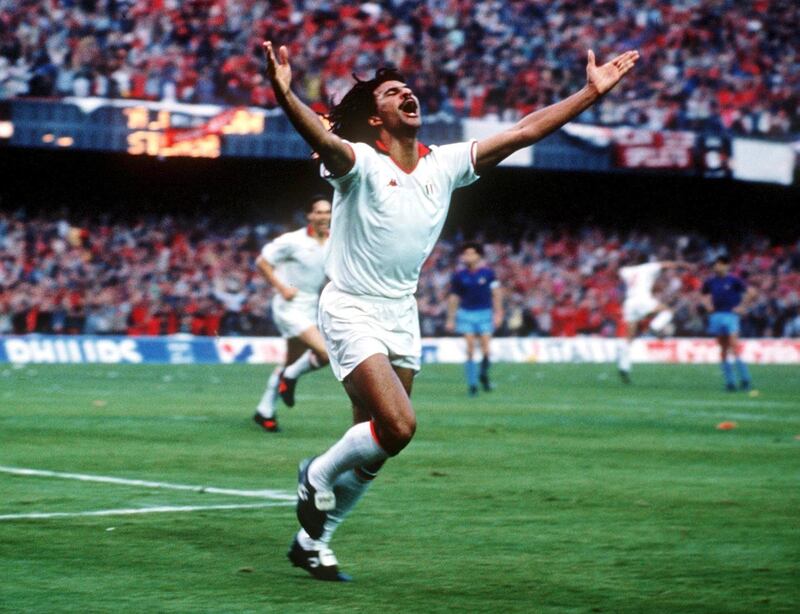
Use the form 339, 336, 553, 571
731, 138, 796, 185
612, 128, 696, 170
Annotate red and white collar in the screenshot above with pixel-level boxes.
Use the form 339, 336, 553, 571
374, 140, 432, 174
306, 224, 329, 238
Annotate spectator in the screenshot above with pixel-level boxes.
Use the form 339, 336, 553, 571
0, 0, 797, 135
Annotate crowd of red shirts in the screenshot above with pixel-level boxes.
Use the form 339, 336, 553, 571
2, 0, 798, 136
2, 211, 798, 339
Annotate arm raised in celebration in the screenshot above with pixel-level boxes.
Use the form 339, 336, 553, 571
263, 41, 354, 177
475, 49, 639, 175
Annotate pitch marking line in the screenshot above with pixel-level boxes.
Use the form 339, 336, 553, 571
0, 466, 296, 501
0, 502, 292, 521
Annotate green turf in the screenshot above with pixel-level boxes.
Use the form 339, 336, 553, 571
0, 362, 798, 613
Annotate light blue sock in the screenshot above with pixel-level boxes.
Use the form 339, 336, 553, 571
465, 360, 477, 387
721, 360, 735, 388
735, 358, 751, 385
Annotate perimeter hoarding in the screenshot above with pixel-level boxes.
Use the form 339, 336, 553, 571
1, 336, 798, 365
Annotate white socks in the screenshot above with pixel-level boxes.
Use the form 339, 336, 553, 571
308, 421, 388, 492
297, 469, 374, 549
618, 341, 632, 373
256, 367, 281, 418
323, 470, 372, 544
283, 350, 321, 380
650, 310, 673, 333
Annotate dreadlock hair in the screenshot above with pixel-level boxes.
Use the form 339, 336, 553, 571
326, 67, 407, 145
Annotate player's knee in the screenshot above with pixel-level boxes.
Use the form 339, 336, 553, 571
382, 414, 417, 455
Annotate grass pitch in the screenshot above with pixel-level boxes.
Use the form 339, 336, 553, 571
1, 362, 798, 613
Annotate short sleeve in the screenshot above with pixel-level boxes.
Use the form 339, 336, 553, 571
450, 272, 462, 295
734, 277, 746, 292
490, 276, 500, 290
701, 279, 710, 294
320, 141, 371, 192
260, 234, 293, 265
433, 140, 480, 190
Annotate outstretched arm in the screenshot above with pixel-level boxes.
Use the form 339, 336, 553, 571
262, 41, 354, 177
491, 283, 504, 329
474, 49, 639, 174
255, 255, 297, 301
660, 260, 691, 270
445, 293, 460, 333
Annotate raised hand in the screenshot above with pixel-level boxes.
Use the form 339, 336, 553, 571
262, 41, 292, 97
586, 49, 640, 96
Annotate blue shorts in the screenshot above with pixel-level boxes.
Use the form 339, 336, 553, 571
708, 312, 740, 336
455, 308, 494, 335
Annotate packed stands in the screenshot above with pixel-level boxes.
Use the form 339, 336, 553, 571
1, 0, 798, 136
2, 210, 798, 338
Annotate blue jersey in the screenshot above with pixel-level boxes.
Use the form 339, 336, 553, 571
702, 274, 746, 312
450, 266, 496, 310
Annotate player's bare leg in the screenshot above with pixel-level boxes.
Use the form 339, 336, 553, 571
718, 334, 736, 391
617, 321, 637, 383
464, 333, 478, 395
254, 338, 308, 431
342, 356, 416, 455
648, 303, 673, 336
729, 332, 751, 390
297, 354, 415, 541
278, 328, 330, 407
291, 365, 412, 581
718, 332, 750, 391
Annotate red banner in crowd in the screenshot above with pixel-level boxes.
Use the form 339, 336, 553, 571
613, 129, 696, 169
163, 108, 241, 146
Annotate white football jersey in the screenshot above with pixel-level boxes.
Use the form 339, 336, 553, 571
260, 227, 327, 297
323, 140, 479, 298
620, 262, 662, 302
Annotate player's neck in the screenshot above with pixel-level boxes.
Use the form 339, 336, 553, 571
376, 131, 419, 173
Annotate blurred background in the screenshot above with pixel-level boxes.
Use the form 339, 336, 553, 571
1, 0, 798, 341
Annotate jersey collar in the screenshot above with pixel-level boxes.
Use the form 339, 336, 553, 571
306, 224, 329, 238
374, 140, 431, 174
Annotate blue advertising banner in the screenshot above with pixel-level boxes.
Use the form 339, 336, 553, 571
2, 335, 798, 365
0, 336, 219, 365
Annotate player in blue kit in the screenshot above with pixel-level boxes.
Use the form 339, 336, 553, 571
446, 243, 503, 396
702, 255, 753, 391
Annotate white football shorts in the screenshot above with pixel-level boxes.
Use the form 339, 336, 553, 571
271, 293, 319, 339
318, 283, 421, 381
623, 296, 660, 323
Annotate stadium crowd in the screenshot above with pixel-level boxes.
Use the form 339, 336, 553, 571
1, 0, 798, 136
1, 210, 799, 339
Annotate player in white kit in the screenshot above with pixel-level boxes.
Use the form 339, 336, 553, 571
263, 39, 640, 581
253, 197, 331, 432
616, 257, 685, 382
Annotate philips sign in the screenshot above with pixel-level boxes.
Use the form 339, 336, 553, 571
3, 338, 143, 364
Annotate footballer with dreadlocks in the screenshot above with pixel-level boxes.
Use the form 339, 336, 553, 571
262, 40, 640, 582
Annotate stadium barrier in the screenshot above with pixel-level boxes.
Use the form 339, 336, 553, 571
3, 99, 796, 184
2, 335, 799, 365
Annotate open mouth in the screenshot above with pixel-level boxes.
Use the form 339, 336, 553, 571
399, 97, 419, 116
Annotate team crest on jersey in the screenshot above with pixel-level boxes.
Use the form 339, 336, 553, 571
388, 178, 398, 187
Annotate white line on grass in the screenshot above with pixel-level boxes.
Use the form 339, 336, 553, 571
0, 502, 292, 521
0, 466, 296, 501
